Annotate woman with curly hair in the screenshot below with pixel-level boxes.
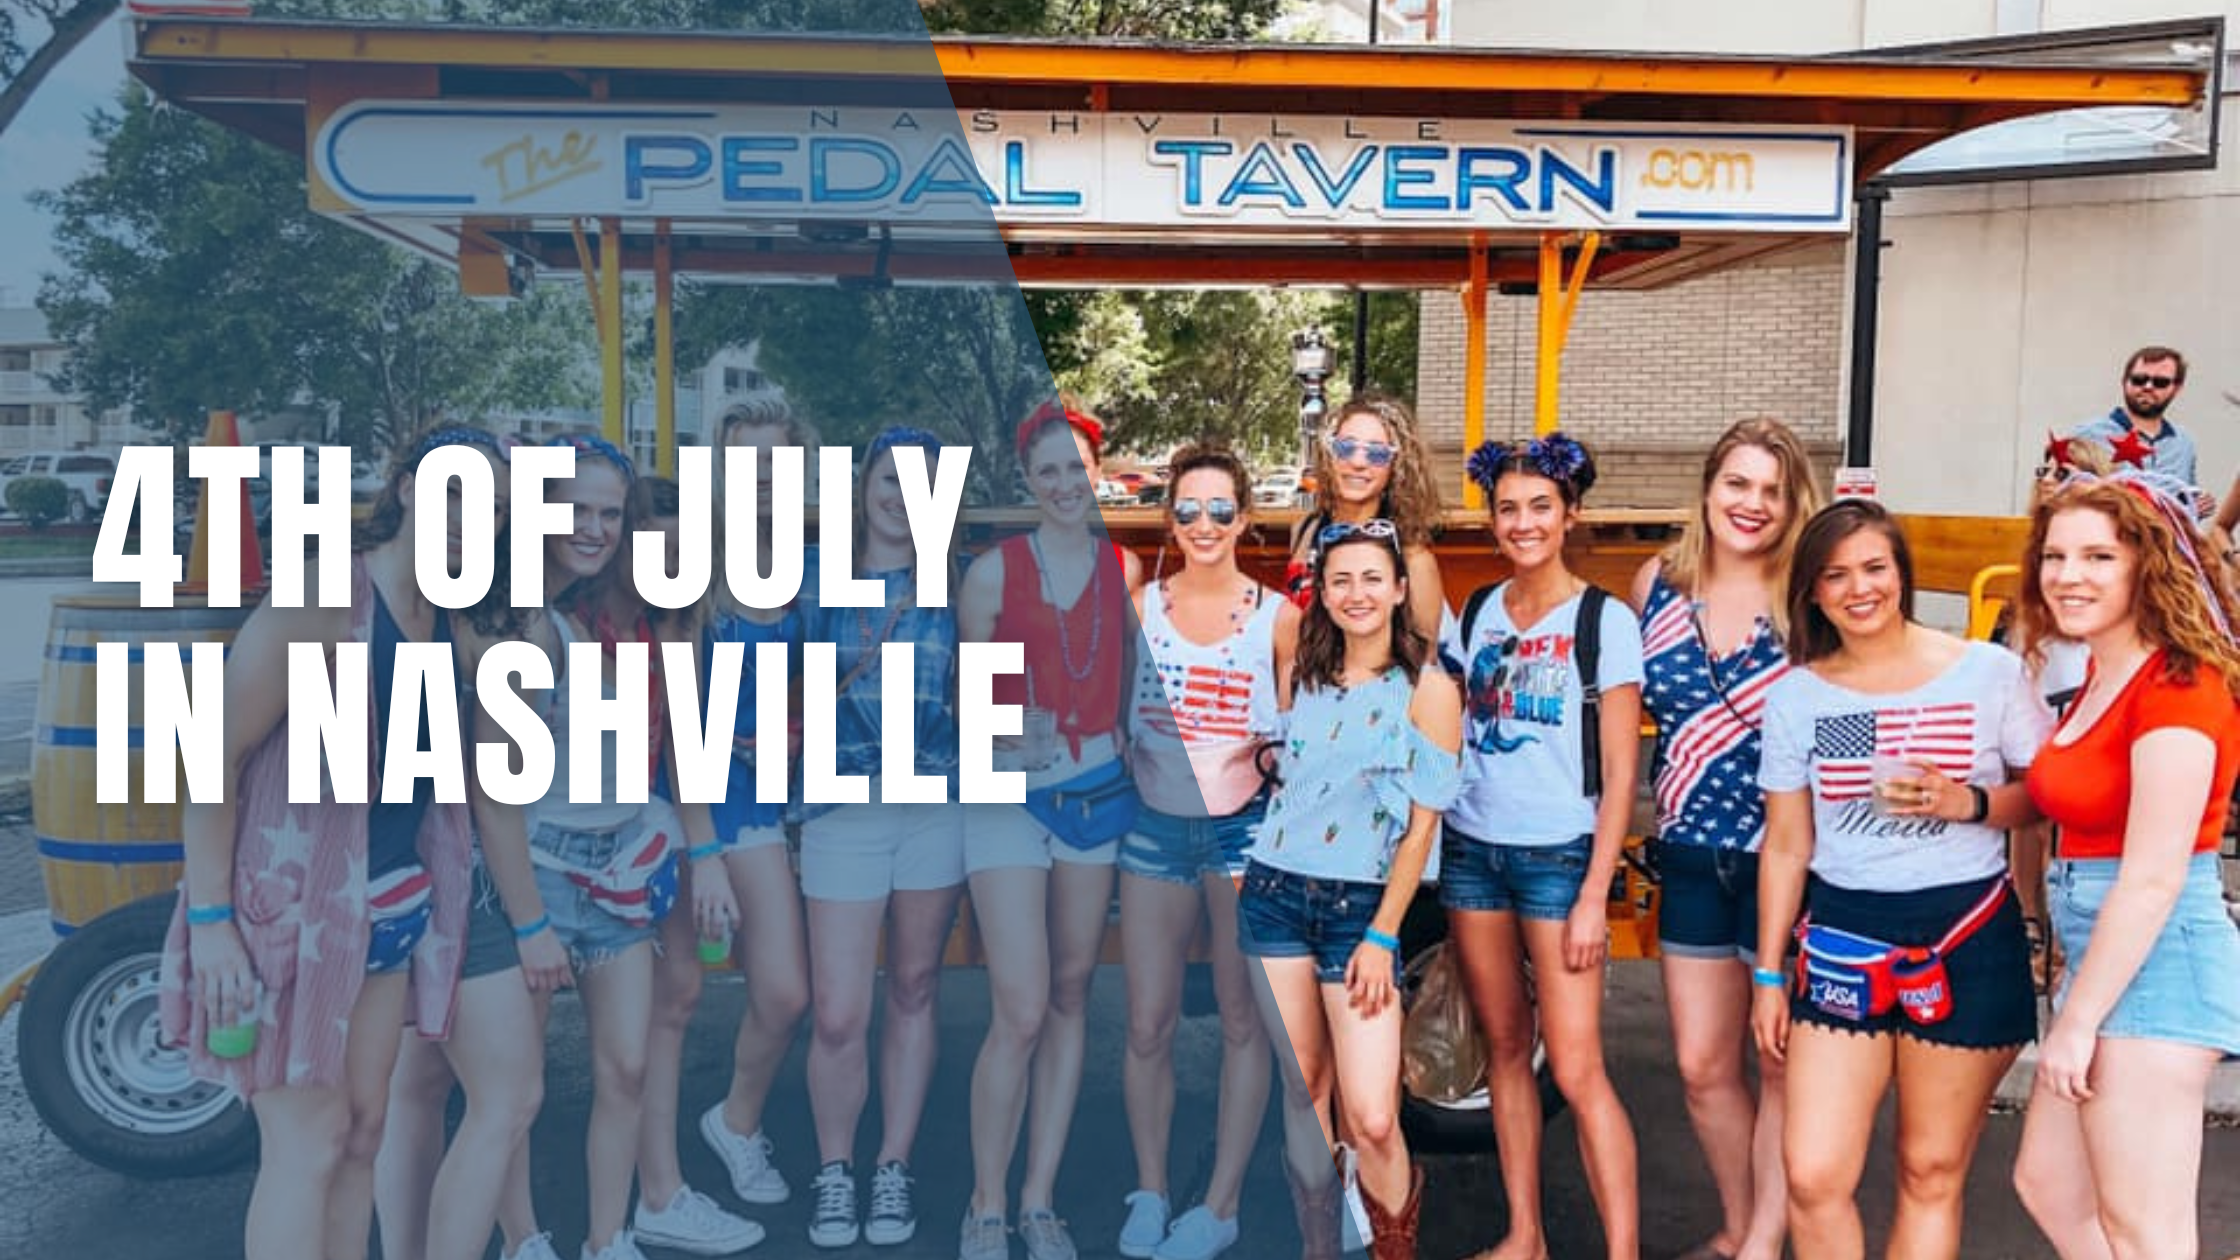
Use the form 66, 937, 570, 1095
2011, 475, 2240, 1259
1442, 432, 1643, 1260
1287, 394, 1446, 638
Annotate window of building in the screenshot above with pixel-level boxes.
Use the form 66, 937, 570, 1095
722, 366, 766, 394
0, 406, 30, 428
0, 351, 30, 373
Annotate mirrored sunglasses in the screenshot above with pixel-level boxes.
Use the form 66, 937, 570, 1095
1172, 497, 1238, 527
1326, 435, 1397, 467
1317, 518, 1399, 547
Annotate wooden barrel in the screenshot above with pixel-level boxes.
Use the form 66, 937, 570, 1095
33, 595, 250, 934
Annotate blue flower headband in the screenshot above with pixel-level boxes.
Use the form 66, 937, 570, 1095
548, 433, 637, 481
866, 425, 945, 464
1466, 431, 1592, 495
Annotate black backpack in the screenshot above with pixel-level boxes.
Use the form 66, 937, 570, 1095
1455, 582, 1612, 799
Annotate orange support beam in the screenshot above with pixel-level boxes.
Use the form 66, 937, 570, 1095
1461, 234, 1489, 511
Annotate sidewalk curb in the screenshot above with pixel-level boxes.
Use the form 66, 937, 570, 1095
0, 561, 93, 579
1994, 1010, 2240, 1122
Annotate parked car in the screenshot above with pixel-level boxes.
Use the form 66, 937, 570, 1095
1254, 468, 1301, 508
1096, 479, 1134, 505
0, 451, 115, 524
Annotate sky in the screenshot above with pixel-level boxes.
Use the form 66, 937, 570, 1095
0, 13, 131, 309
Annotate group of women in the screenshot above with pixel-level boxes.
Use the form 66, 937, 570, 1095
162, 388, 2240, 1260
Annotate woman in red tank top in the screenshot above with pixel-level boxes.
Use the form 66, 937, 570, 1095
956, 399, 1141, 1259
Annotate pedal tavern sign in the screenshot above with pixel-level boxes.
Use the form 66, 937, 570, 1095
313, 103, 1854, 234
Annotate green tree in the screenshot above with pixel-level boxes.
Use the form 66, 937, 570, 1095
36, 86, 595, 447
0, 1, 119, 141
1092, 289, 1343, 461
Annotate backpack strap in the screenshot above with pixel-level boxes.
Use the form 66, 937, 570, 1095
1576, 585, 1607, 800
1446, 582, 1501, 676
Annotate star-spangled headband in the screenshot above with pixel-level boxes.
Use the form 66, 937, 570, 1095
411, 426, 506, 463
548, 433, 637, 481
866, 425, 945, 465
1016, 399, 1105, 462
2068, 468, 2231, 640
2043, 429, 2149, 473
1466, 432, 1590, 494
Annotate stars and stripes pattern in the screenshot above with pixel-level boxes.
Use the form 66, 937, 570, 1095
1811, 702, 1976, 800
1641, 578, 1789, 850
1141, 660, 1259, 744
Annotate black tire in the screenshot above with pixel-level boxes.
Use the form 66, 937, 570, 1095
17, 895, 257, 1178
1396, 889, 1566, 1155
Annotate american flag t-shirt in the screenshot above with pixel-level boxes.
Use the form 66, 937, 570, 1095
1812, 702, 1977, 801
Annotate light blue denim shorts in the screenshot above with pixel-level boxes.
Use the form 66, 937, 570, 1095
530, 820, 662, 971
2051, 853, 2240, 1055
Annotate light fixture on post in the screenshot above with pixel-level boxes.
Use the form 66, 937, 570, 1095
1292, 327, 1335, 486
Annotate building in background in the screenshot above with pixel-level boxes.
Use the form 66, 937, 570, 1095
1419, 1, 2237, 514
0, 309, 137, 454
1272, 0, 1444, 44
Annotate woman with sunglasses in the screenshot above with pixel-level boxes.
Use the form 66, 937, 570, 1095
696, 396, 817, 1216
957, 399, 1141, 1260
1627, 419, 1819, 1260
2010, 474, 2240, 1260
1441, 433, 1642, 1260
163, 426, 520, 1260
792, 425, 967, 1251
1114, 445, 1296, 1260
1288, 395, 1446, 640
1240, 517, 1461, 1260
1752, 500, 2046, 1260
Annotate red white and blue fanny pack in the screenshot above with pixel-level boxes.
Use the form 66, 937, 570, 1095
531, 812, 679, 929
1793, 878, 2008, 1026
366, 864, 434, 974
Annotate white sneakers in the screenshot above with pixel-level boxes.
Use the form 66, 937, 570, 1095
1153, 1206, 1240, 1260
580, 1231, 649, 1260
1118, 1191, 1169, 1259
503, 1233, 563, 1260
634, 1185, 767, 1255
700, 1105, 793, 1206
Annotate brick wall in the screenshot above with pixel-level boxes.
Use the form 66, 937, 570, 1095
1417, 243, 1849, 508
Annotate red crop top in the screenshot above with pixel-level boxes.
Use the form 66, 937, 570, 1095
2026, 654, 2240, 860
989, 534, 1130, 754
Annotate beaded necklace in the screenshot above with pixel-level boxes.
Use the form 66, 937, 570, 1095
1029, 531, 1104, 684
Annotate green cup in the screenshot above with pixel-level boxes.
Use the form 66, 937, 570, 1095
206, 1022, 257, 1060
697, 936, 730, 966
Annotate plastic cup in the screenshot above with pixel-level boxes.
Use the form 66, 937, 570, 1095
697, 935, 731, 966
1022, 707, 1059, 772
1871, 754, 1923, 815
206, 1022, 257, 1060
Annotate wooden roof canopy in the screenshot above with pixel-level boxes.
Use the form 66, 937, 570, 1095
127, 16, 2214, 291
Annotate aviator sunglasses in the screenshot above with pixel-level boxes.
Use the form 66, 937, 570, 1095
1172, 497, 1239, 527
2127, 372, 2178, 390
1326, 435, 1397, 467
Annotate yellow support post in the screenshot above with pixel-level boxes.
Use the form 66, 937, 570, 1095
654, 220, 676, 478
1532, 231, 1601, 435
600, 217, 625, 447
1461, 233, 1489, 512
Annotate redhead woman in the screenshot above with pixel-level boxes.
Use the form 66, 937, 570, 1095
1115, 444, 1294, 1260
957, 399, 1142, 1260
1753, 500, 2048, 1260
1240, 519, 1462, 1260
1287, 394, 1445, 638
1442, 433, 1642, 1260
2012, 476, 2240, 1260
161, 426, 522, 1260
1628, 419, 1821, 1260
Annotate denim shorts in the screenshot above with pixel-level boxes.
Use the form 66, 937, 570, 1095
1237, 860, 1396, 984
1791, 873, 2037, 1051
1655, 841, 1764, 961
1119, 801, 1264, 886
460, 857, 522, 981
1438, 829, 1591, 920
530, 821, 661, 971
2052, 853, 2240, 1056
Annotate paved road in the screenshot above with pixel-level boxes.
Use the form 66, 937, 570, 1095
2, 910, 2234, 1260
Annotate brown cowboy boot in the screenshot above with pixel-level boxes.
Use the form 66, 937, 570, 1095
1358, 1163, 1424, 1260
1286, 1159, 1344, 1260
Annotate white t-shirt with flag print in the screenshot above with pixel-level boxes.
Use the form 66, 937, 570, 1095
1758, 640, 2051, 894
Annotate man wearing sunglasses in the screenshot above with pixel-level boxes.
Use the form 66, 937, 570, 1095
2070, 346, 2201, 494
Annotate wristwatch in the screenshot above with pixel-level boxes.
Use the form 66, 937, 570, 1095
1966, 785, 1991, 825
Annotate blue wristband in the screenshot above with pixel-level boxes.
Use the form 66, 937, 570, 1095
687, 842, 723, 862
185, 903, 234, 927
1362, 927, 1401, 953
1751, 966, 1787, 989
512, 914, 550, 941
